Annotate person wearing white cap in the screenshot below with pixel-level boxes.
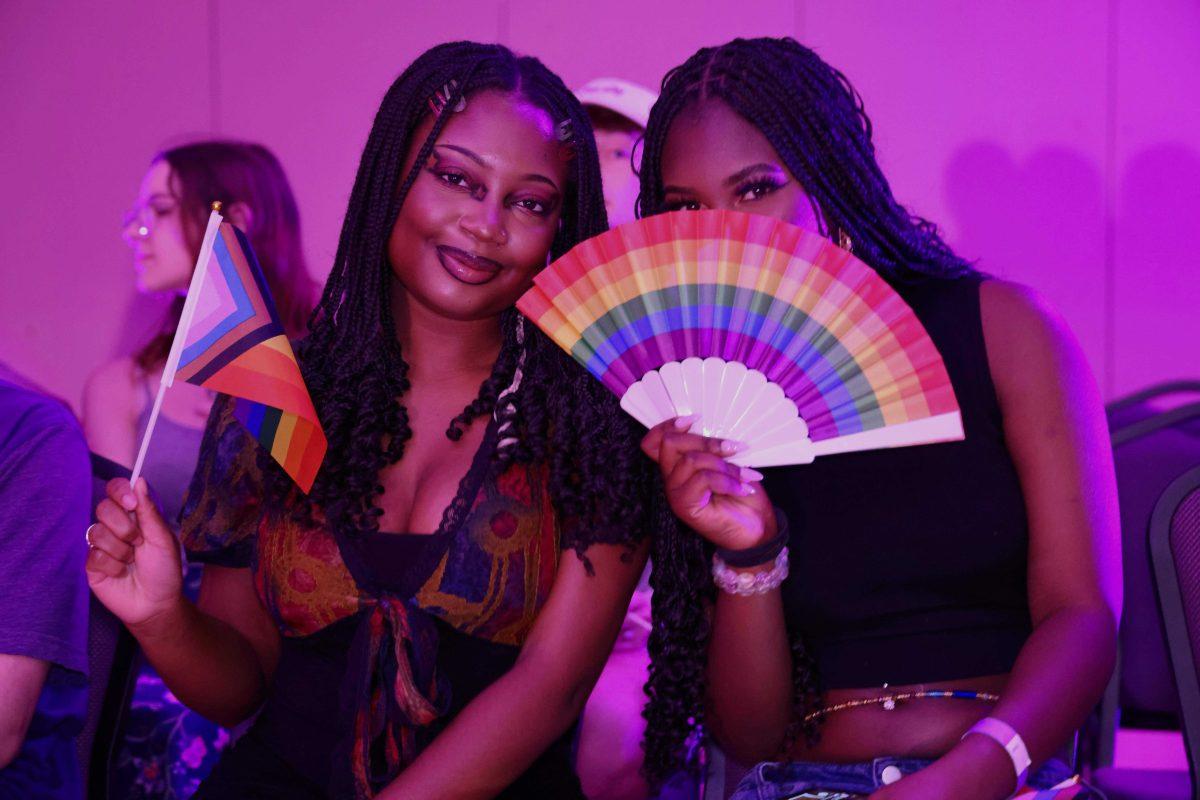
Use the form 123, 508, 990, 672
576, 78, 658, 227
574, 76, 661, 800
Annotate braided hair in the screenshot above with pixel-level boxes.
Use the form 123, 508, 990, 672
637, 37, 977, 783
267, 41, 657, 568
638, 37, 974, 282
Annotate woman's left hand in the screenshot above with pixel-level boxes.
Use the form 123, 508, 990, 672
868, 738, 1015, 800
867, 764, 960, 800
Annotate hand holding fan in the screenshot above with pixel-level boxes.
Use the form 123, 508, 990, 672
516, 210, 963, 467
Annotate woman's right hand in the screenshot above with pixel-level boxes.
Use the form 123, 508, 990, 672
86, 477, 185, 632
641, 416, 777, 551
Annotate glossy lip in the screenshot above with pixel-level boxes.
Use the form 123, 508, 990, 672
436, 245, 503, 286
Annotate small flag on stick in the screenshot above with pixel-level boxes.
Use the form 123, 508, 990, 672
131, 208, 326, 492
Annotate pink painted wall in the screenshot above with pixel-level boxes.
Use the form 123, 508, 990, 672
2, 1, 1197, 409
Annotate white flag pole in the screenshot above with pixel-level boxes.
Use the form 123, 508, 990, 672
130, 208, 224, 485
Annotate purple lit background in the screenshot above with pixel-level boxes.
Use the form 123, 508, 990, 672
1, 0, 1197, 776
3, 2, 1198, 409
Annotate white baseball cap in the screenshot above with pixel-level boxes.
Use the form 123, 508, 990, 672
574, 78, 658, 130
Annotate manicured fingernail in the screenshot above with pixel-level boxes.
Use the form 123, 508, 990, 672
739, 467, 765, 482
692, 491, 712, 516
738, 482, 754, 496
720, 440, 748, 455
674, 414, 700, 430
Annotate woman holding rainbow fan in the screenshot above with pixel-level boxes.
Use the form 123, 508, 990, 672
634, 37, 1119, 800
523, 37, 1118, 800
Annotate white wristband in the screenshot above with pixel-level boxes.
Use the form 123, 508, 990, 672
962, 716, 1031, 792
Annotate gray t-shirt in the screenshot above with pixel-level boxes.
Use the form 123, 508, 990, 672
0, 378, 90, 797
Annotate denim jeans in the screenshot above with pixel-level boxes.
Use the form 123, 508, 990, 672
729, 756, 1083, 799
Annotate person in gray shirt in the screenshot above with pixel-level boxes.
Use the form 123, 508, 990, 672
0, 369, 90, 799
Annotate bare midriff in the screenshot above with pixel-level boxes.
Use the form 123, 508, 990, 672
788, 672, 1010, 762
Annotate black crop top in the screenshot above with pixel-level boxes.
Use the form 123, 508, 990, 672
766, 273, 1033, 690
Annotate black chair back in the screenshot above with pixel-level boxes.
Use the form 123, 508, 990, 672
1149, 465, 1200, 797
1110, 382, 1200, 721
1088, 382, 1200, 768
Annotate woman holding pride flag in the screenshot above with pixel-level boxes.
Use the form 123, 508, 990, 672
82, 140, 317, 798
85, 42, 663, 799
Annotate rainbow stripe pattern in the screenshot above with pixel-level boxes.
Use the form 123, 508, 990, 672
517, 210, 963, 466
173, 222, 326, 492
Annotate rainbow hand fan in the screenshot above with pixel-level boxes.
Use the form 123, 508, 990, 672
516, 210, 964, 467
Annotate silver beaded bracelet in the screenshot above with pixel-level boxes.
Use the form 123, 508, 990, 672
712, 547, 789, 595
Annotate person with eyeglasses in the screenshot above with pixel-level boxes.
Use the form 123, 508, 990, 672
81, 140, 317, 799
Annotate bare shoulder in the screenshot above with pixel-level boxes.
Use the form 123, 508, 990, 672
84, 357, 142, 403
81, 357, 144, 460
977, 279, 1086, 399
978, 279, 1074, 358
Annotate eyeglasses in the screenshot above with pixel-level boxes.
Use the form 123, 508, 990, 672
121, 198, 178, 240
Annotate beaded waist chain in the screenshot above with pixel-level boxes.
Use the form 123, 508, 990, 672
803, 687, 1000, 723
